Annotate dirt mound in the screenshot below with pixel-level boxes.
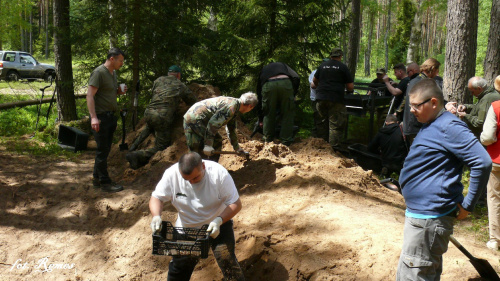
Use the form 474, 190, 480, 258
1, 83, 498, 280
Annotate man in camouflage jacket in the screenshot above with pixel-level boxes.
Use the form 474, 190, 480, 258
126, 65, 197, 169
183, 92, 258, 162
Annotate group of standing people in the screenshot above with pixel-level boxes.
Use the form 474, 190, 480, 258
363, 57, 500, 280
86, 47, 500, 281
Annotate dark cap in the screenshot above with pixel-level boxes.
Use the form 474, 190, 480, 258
168, 65, 182, 73
376, 68, 386, 74
330, 48, 343, 57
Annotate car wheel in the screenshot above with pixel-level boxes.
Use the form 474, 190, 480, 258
7, 71, 20, 82
44, 71, 55, 83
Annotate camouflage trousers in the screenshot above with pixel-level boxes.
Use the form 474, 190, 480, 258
262, 79, 295, 145
127, 108, 174, 167
315, 100, 346, 149
311, 100, 328, 142
183, 120, 223, 162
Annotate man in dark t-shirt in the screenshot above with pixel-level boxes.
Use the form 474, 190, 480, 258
383, 63, 410, 117
311, 48, 354, 150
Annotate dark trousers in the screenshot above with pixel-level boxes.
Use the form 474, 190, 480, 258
92, 112, 117, 183
167, 220, 244, 281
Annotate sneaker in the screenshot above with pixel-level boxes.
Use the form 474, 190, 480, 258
100, 182, 124, 193
487, 240, 498, 250
92, 178, 100, 188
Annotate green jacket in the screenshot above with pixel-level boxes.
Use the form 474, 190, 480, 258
464, 85, 500, 137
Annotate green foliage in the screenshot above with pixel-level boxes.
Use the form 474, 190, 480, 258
475, 0, 492, 76
388, 0, 415, 66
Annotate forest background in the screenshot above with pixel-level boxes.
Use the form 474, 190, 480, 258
0, 0, 499, 136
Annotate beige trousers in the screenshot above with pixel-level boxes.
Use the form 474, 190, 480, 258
487, 165, 500, 242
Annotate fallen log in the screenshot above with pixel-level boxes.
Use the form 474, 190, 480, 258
0, 94, 86, 110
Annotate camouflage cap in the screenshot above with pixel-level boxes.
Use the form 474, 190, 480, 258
168, 65, 182, 73
376, 68, 386, 74
330, 48, 343, 57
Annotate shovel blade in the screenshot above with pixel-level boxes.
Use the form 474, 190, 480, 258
119, 143, 129, 151
470, 257, 500, 281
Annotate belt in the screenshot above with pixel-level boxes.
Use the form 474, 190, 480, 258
97, 111, 116, 117
267, 77, 289, 82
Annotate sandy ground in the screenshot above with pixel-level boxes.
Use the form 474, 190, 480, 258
1, 84, 499, 281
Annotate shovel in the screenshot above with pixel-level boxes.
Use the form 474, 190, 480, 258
119, 109, 129, 151
448, 236, 500, 280
213, 150, 250, 161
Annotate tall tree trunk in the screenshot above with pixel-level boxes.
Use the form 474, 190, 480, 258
20, 11, 25, 51
406, 0, 423, 64
267, 0, 277, 59
336, 0, 350, 62
53, 0, 77, 121
29, 9, 33, 54
108, 0, 117, 48
384, 0, 391, 71
483, 0, 500, 85
364, 11, 375, 77
443, 0, 478, 104
45, 0, 50, 59
130, 0, 140, 108
346, 0, 361, 79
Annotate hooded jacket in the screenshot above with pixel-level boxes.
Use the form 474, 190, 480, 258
368, 123, 407, 167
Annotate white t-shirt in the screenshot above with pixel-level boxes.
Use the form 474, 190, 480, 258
152, 160, 240, 228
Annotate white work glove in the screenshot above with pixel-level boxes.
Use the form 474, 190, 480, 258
150, 216, 162, 234
207, 216, 223, 238
203, 145, 215, 156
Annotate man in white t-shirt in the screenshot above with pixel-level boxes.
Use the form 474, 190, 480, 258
149, 152, 245, 281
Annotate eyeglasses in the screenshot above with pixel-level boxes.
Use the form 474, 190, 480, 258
409, 98, 431, 111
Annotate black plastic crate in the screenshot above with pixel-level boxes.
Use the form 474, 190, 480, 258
58, 124, 89, 152
348, 143, 382, 173
152, 221, 210, 258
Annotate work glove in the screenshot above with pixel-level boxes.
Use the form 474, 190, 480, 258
150, 216, 162, 234
203, 145, 215, 156
207, 216, 223, 238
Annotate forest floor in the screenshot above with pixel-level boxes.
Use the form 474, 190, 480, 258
1, 84, 499, 281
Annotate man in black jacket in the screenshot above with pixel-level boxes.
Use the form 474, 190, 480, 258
368, 115, 408, 177
256, 62, 300, 145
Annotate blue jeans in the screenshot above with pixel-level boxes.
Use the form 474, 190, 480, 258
396, 215, 455, 281
167, 220, 244, 281
92, 112, 117, 183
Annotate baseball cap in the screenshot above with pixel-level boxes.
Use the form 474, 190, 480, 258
168, 65, 182, 73
330, 48, 343, 57
376, 68, 386, 74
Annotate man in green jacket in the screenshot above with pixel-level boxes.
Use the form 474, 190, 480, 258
455, 76, 500, 138
126, 65, 198, 170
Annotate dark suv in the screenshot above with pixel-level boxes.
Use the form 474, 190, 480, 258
0, 51, 56, 82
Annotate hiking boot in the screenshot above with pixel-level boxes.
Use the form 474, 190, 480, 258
100, 181, 124, 193
126, 152, 140, 170
92, 178, 100, 188
487, 240, 498, 250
